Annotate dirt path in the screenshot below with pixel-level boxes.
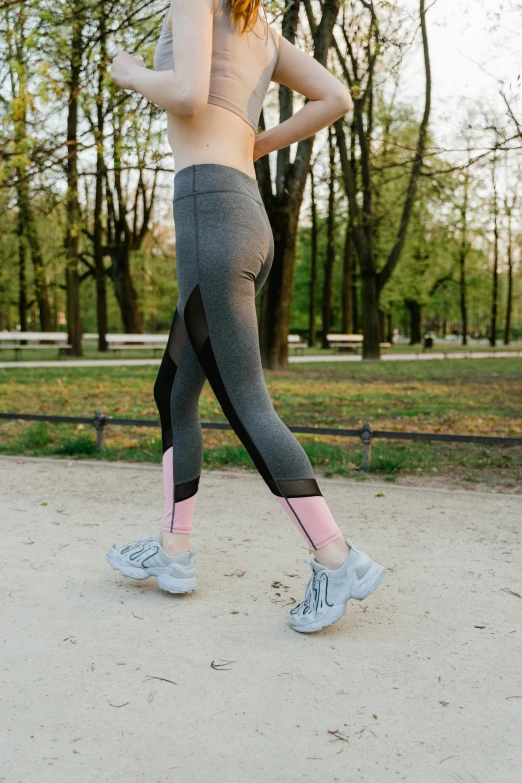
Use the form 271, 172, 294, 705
1, 456, 520, 783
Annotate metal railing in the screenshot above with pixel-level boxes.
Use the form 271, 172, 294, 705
1, 411, 521, 470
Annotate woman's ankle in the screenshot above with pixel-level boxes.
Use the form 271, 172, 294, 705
313, 538, 350, 570
161, 530, 191, 557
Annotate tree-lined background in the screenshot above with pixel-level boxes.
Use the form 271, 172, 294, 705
1, 0, 521, 365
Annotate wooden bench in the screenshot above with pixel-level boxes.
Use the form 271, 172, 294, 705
326, 334, 364, 352
106, 344, 165, 358
288, 334, 308, 353
83, 333, 168, 357
0, 332, 72, 359
326, 334, 393, 353
86, 333, 309, 356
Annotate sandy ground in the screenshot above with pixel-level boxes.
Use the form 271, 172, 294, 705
1, 456, 521, 783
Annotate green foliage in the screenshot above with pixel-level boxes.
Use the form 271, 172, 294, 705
0, 0, 520, 342
18, 421, 51, 449
0, 360, 520, 486
53, 435, 99, 456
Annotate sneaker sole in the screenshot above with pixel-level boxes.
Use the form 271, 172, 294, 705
290, 562, 387, 634
106, 552, 197, 594
349, 562, 387, 601
290, 603, 347, 634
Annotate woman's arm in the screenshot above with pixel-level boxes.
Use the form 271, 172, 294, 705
109, 0, 214, 117
254, 32, 352, 160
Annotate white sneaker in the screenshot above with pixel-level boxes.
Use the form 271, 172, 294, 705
289, 539, 387, 633
106, 531, 197, 594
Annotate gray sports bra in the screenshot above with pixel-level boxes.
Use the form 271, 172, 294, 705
153, 0, 280, 131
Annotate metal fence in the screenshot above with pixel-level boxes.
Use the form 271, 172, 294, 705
1, 411, 521, 470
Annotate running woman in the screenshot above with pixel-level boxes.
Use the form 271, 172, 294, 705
106, 0, 386, 633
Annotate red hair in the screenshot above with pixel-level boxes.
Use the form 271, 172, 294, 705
229, 0, 261, 33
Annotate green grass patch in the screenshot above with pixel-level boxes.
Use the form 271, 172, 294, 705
1, 357, 521, 484
52, 435, 100, 457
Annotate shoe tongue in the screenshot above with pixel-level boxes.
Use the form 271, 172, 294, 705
312, 559, 328, 573
153, 530, 162, 544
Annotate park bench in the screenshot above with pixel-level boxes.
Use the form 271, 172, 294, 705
326, 333, 364, 352
84, 332, 308, 356
0, 331, 72, 360
83, 333, 168, 357
326, 334, 392, 353
288, 334, 308, 353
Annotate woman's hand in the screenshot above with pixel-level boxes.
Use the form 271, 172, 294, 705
110, 51, 146, 91
253, 132, 268, 162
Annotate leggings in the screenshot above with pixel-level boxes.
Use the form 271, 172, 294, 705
153, 163, 343, 550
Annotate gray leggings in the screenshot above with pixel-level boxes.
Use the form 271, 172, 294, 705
154, 164, 339, 549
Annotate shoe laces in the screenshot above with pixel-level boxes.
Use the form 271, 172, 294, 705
293, 561, 334, 616
119, 535, 158, 555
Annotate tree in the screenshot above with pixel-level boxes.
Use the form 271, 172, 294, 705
91, 0, 110, 351
340, 117, 357, 334
321, 125, 337, 347
489, 151, 500, 346
334, 0, 432, 358
457, 167, 470, 346
307, 164, 318, 348
63, 0, 86, 355
4, 3, 53, 331
256, 0, 341, 369
503, 157, 519, 344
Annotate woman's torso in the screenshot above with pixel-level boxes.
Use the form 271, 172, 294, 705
154, 0, 279, 179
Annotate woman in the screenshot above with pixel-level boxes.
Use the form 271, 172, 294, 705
106, 0, 386, 633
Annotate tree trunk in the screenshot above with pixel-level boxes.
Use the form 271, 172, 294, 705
257, 0, 341, 369
334, 0, 432, 359
504, 191, 514, 345
106, 105, 144, 334
64, 6, 84, 356
490, 159, 499, 347
504, 258, 513, 345
321, 127, 336, 348
308, 167, 318, 348
7, 6, 52, 332
352, 254, 359, 333
259, 202, 300, 368
111, 245, 143, 334
405, 299, 422, 344
17, 188, 52, 331
386, 312, 393, 343
378, 308, 385, 343
361, 275, 381, 359
341, 219, 353, 334
349, 117, 359, 334
459, 170, 469, 346
94, 6, 108, 351
17, 207, 27, 333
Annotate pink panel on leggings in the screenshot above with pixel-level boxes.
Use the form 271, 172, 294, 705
275, 494, 343, 549
160, 447, 197, 534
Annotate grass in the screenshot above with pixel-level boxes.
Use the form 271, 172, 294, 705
0, 358, 521, 486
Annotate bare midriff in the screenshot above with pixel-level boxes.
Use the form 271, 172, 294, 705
166, 103, 257, 180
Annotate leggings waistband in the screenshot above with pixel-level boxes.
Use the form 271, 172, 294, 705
173, 163, 263, 205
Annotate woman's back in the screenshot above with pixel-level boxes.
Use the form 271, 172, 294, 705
156, 0, 280, 179
110, 0, 352, 181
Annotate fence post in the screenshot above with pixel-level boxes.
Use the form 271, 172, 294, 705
360, 421, 373, 471
93, 410, 107, 450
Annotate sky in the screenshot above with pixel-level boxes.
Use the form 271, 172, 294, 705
273, 0, 522, 220
397, 0, 520, 151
